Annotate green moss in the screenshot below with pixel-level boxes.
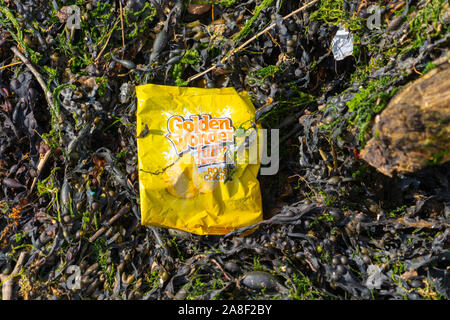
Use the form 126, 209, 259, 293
172, 49, 200, 86
43, 66, 58, 88
14, 231, 25, 244
427, 149, 450, 165
247, 64, 283, 87
388, 205, 407, 218
406, 0, 447, 53
351, 54, 386, 83
220, 0, 238, 5
352, 163, 369, 179
309, 0, 344, 25
144, 270, 161, 293
0, 6, 22, 41
123, 2, 157, 39
309, 0, 363, 31
173, 65, 187, 87
253, 64, 281, 80
187, 277, 209, 299
289, 272, 327, 300
257, 91, 313, 127
422, 61, 437, 75
253, 255, 263, 271
0, 7, 39, 63
346, 76, 400, 146
318, 212, 335, 222
95, 77, 108, 97
391, 260, 407, 275
233, 0, 275, 42
319, 115, 341, 133
181, 49, 201, 65
89, 3, 114, 43
92, 237, 115, 290
91, 1, 113, 20
319, 191, 337, 206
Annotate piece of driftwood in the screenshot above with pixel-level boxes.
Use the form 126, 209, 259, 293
361, 61, 450, 177
0, 251, 27, 300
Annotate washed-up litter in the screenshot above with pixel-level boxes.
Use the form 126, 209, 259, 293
331, 26, 353, 61
136, 84, 262, 235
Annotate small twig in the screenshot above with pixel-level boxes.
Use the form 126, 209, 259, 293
11, 47, 56, 112
187, 0, 319, 82
288, 174, 319, 199
413, 61, 422, 75
119, 1, 125, 52
305, 259, 317, 272
95, 19, 121, 63
89, 203, 131, 243
29, 149, 51, 194
210, 258, 232, 281
318, 148, 333, 174
0, 61, 22, 70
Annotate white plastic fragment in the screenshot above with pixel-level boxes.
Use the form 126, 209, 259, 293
119, 82, 133, 104
331, 26, 354, 61
365, 264, 388, 289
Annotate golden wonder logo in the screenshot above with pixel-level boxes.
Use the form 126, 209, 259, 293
165, 114, 234, 167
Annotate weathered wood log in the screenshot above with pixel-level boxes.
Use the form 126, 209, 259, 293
361, 62, 450, 177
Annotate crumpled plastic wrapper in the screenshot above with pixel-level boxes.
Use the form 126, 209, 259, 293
365, 265, 388, 289
331, 26, 354, 61
136, 84, 263, 235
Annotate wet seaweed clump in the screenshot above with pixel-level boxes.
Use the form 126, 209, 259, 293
0, 0, 449, 300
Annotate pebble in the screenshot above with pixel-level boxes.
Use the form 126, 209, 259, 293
336, 265, 346, 275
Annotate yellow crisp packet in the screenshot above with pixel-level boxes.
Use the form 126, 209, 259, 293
136, 84, 262, 235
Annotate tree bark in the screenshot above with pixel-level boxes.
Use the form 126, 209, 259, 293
361, 60, 450, 177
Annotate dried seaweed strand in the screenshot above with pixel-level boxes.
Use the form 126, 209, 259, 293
95, 19, 121, 62
89, 203, 131, 243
